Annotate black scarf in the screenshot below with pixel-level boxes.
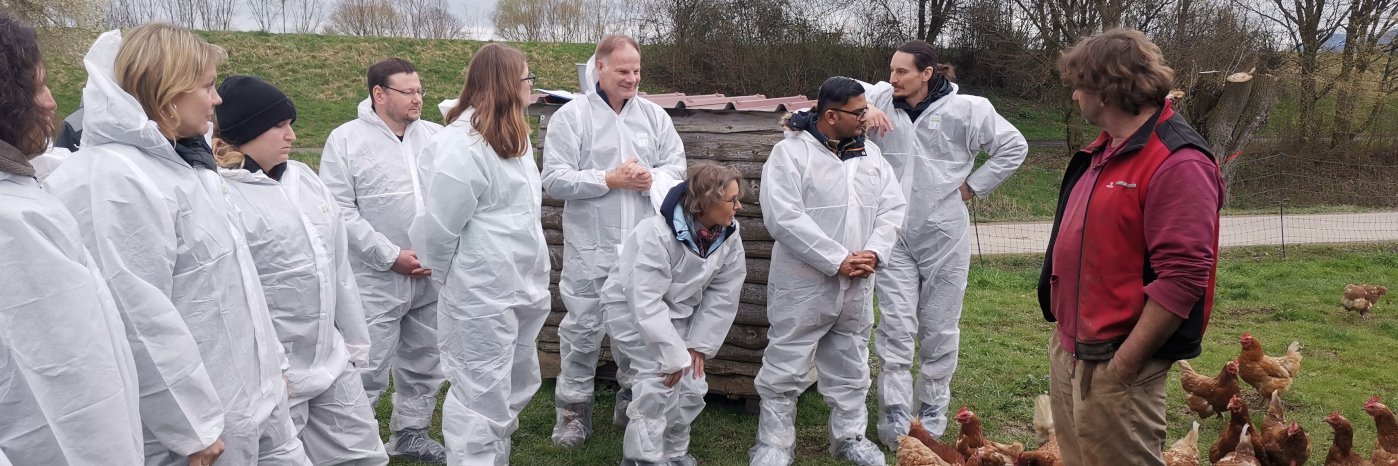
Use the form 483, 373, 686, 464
172, 137, 217, 172
242, 156, 288, 181
894, 74, 953, 122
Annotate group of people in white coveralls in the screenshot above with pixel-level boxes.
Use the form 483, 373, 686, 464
0, 12, 1027, 466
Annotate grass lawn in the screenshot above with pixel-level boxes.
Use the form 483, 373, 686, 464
43, 30, 596, 148
375, 242, 1398, 465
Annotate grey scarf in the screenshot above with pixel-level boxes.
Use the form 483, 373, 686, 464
0, 140, 35, 177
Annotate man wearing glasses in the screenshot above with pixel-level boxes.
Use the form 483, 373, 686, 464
750, 76, 907, 466
542, 34, 689, 449
319, 57, 447, 463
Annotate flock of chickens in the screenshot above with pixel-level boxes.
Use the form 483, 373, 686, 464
893, 332, 1397, 466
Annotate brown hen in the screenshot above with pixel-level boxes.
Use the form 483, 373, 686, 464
1164, 421, 1201, 466
1323, 411, 1372, 466
1236, 332, 1302, 398
1179, 359, 1241, 418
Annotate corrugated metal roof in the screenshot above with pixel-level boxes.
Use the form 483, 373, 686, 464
526, 92, 816, 113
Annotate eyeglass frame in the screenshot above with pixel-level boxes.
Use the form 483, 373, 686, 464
522, 73, 537, 82
381, 85, 427, 98
827, 106, 869, 119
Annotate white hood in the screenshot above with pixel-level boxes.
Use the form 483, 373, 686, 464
79, 29, 180, 164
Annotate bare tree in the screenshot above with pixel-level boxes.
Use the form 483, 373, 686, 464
324, 0, 405, 36
1331, 0, 1398, 142
402, 0, 465, 38
157, 0, 197, 27
492, 0, 615, 42
247, 0, 281, 31
197, 0, 238, 30
1234, 0, 1347, 142
286, 0, 325, 33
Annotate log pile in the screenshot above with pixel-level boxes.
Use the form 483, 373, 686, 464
531, 104, 787, 399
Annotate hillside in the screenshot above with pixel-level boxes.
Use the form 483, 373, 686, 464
45, 30, 598, 147
43, 29, 1073, 147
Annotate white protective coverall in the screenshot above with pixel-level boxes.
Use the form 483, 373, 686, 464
602, 185, 746, 465
540, 88, 687, 441
750, 124, 907, 465
220, 161, 389, 465
860, 81, 1028, 442
319, 98, 445, 432
45, 29, 306, 466
0, 162, 144, 465
408, 109, 551, 466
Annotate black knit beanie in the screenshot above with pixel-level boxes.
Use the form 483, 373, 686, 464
215, 75, 297, 146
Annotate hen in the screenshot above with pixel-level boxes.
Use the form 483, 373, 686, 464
899, 434, 954, 466
1016, 395, 1061, 466
1236, 332, 1303, 398
956, 406, 986, 460
1212, 395, 1266, 464
1342, 284, 1388, 318
968, 442, 1023, 466
1260, 391, 1311, 466
1179, 359, 1241, 418
909, 418, 964, 465
953, 405, 1023, 466
1323, 411, 1371, 466
1216, 425, 1264, 466
1164, 421, 1201, 466
1364, 396, 1398, 466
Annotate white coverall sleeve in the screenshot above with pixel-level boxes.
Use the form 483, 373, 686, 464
858, 80, 895, 110
331, 203, 372, 366
83, 173, 224, 456
541, 106, 611, 200
964, 101, 1029, 197
760, 146, 849, 276
649, 113, 688, 183
0, 221, 140, 464
863, 158, 908, 263
685, 237, 747, 358
409, 143, 487, 274
626, 234, 691, 374
319, 134, 400, 271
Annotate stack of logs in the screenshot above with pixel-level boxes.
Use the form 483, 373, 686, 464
533, 105, 790, 399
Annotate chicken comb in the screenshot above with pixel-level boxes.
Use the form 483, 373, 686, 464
1366, 395, 1383, 407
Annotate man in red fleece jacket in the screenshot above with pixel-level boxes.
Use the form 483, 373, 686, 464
1038, 28, 1225, 466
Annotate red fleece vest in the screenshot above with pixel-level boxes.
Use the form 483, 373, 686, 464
1049, 103, 1219, 360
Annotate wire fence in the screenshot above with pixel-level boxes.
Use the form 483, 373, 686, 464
966, 150, 1398, 257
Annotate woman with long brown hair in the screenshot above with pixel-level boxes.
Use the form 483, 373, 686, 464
408, 43, 548, 465
45, 23, 307, 466
0, 12, 143, 464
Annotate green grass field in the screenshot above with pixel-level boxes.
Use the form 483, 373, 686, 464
373, 242, 1398, 465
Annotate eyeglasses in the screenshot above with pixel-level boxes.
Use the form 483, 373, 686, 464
829, 107, 868, 119
723, 196, 741, 208
522, 73, 536, 82
383, 86, 427, 98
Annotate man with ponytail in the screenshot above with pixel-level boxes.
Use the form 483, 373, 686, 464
859, 40, 1030, 446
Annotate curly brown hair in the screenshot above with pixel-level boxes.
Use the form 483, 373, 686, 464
682, 162, 742, 216
0, 12, 54, 155
1057, 28, 1175, 116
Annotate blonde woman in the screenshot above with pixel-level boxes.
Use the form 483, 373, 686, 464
213, 75, 389, 465
408, 43, 548, 466
46, 24, 307, 466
